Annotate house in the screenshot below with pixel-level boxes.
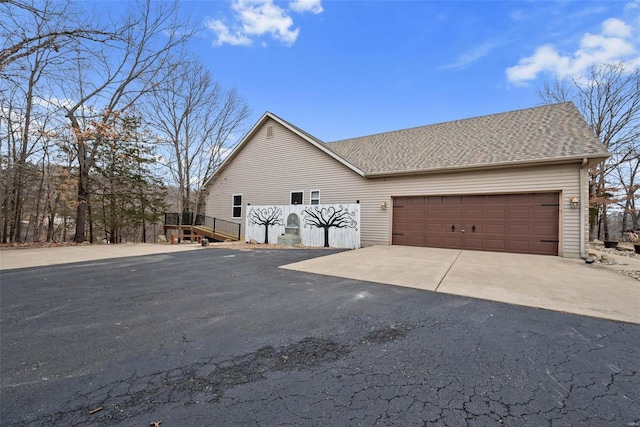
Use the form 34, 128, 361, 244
202, 102, 609, 257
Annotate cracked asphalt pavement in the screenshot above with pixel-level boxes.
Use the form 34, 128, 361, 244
1, 248, 639, 426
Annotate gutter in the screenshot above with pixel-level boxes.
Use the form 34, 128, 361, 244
364, 154, 610, 179
580, 157, 588, 259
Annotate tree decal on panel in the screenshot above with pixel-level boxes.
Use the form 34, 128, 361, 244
248, 206, 283, 244
303, 205, 358, 247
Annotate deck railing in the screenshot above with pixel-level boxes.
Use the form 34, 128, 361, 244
164, 213, 241, 241
163, 212, 206, 226
202, 216, 241, 241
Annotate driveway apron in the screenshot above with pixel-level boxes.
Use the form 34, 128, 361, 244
281, 245, 640, 324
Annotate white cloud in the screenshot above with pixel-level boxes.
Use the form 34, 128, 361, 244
206, 19, 252, 46
602, 18, 632, 37
290, 0, 323, 14
209, 0, 322, 47
442, 42, 495, 70
506, 11, 640, 84
443, 39, 516, 70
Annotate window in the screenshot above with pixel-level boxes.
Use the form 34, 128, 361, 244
232, 194, 242, 218
290, 191, 303, 205
310, 190, 320, 205
266, 125, 274, 138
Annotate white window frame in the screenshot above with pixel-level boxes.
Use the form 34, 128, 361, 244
290, 191, 304, 205
310, 190, 320, 205
232, 194, 243, 218
266, 125, 274, 139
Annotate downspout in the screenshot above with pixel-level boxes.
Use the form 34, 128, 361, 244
580, 158, 588, 259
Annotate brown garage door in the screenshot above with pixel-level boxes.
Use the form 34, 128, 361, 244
392, 193, 559, 256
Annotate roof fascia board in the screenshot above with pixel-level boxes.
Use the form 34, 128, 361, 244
365, 154, 611, 178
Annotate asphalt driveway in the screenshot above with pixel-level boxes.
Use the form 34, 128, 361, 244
1, 248, 639, 426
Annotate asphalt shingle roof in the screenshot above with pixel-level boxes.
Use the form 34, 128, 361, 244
322, 102, 609, 176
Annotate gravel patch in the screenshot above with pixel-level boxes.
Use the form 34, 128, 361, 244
589, 242, 640, 281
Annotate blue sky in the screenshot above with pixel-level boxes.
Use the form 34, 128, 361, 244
100, 0, 640, 142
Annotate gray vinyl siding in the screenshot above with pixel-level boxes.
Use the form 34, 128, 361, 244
206, 119, 584, 257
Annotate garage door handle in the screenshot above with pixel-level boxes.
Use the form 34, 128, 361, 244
392, 232, 404, 236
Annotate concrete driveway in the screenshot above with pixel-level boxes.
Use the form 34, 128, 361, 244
282, 245, 640, 324
0, 243, 201, 270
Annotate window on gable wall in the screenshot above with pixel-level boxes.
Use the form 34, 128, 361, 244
310, 190, 320, 205
291, 191, 303, 205
232, 194, 242, 218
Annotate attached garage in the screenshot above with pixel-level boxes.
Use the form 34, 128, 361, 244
392, 193, 560, 256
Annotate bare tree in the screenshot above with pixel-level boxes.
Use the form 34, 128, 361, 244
146, 59, 250, 223
57, 0, 192, 242
0, 0, 114, 242
1, 3, 59, 242
538, 63, 640, 240
0, 0, 112, 72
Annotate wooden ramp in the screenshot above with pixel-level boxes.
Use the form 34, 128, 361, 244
193, 225, 239, 242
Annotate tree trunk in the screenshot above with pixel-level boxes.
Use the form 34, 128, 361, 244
11, 170, 23, 243
47, 212, 54, 242
264, 223, 269, 244
323, 227, 330, 248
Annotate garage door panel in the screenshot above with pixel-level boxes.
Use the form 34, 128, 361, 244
509, 194, 530, 203
531, 242, 558, 255
443, 236, 462, 248
508, 224, 530, 235
532, 224, 556, 235
408, 211, 426, 220
509, 209, 530, 220
394, 197, 410, 206
534, 210, 558, 220
426, 197, 444, 206
485, 224, 505, 234
489, 195, 507, 203
392, 193, 558, 256
445, 196, 463, 204
486, 209, 506, 219
407, 236, 424, 246
464, 209, 484, 220
426, 224, 443, 233
463, 237, 483, 250
394, 212, 409, 223
409, 222, 425, 232
485, 239, 506, 251
508, 240, 531, 251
